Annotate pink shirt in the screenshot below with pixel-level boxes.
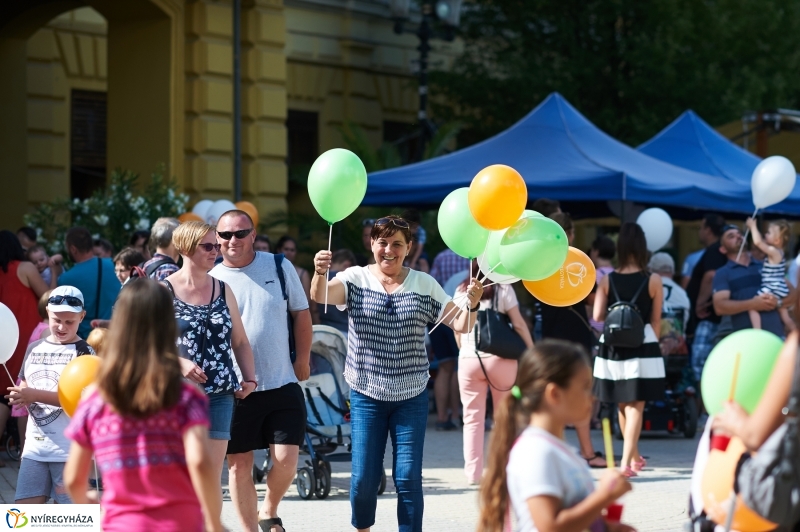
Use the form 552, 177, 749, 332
65, 383, 209, 532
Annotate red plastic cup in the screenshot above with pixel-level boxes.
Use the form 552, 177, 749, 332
710, 433, 731, 451
605, 502, 624, 522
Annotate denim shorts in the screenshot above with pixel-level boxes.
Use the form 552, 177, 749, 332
208, 392, 235, 440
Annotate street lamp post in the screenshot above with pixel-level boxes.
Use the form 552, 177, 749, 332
391, 0, 462, 161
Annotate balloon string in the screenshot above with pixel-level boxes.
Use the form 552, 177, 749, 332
93, 458, 101, 502
736, 207, 758, 262
324, 223, 332, 314
3, 363, 29, 415
479, 262, 501, 283
430, 294, 469, 333
723, 492, 737, 532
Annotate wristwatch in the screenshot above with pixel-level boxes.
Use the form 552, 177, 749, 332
469, 303, 480, 312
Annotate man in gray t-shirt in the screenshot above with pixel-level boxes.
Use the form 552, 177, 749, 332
210, 210, 312, 532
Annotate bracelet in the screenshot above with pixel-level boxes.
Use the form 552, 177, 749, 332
469, 303, 480, 312
315, 270, 327, 276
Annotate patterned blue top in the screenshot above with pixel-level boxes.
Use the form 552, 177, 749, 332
336, 266, 451, 401
165, 280, 239, 395
759, 257, 790, 298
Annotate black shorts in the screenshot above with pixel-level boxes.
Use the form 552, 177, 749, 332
227, 383, 306, 454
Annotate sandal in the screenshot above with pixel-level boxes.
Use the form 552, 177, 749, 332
631, 457, 647, 472
259, 517, 286, 532
621, 466, 637, 478
582, 451, 607, 469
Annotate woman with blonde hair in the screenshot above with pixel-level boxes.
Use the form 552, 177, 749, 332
63, 280, 226, 532
165, 221, 257, 485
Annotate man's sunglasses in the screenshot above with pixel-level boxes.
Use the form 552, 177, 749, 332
374, 217, 410, 229
197, 243, 222, 253
49, 295, 83, 308
217, 228, 253, 240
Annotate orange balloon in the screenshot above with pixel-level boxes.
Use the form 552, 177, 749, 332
523, 247, 596, 307
701, 437, 777, 532
178, 212, 203, 223
57, 355, 102, 417
468, 165, 527, 230
235, 201, 259, 227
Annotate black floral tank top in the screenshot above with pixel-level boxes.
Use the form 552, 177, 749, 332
164, 279, 238, 395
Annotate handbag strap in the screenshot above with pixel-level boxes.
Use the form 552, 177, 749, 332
474, 289, 513, 393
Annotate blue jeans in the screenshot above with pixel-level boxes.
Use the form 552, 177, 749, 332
350, 388, 428, 531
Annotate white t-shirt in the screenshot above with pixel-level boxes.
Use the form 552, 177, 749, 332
210, 252, 309, 392
455, 284, 519, 358
507, 427, 595, 532
336, 266, 450, 401
19, 338, 95, 462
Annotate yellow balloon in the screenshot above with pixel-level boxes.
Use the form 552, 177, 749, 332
467, 165, 527, 230
701, 437, 777, 532
178, 212, 203, 223
235, 201, 259, 227
523, 247, 596, 306
57, 356, 102, 417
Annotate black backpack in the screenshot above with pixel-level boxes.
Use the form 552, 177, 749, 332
129, 256, 176, 280
603, 274, 649, 349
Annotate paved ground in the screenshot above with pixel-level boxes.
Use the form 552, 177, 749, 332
0, 416, 698, 531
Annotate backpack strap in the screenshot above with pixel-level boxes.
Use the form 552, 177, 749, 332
629, 274, 650, 305
144, 257, 175, 278
274, 253, 288, 302
94, 257, 102, 321
608, 273, 623, 303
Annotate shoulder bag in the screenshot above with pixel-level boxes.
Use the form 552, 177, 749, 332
474, 288, 526, 360
736, 347, 800, 528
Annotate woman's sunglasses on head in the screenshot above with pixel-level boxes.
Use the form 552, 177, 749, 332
216, 228, 253, 240
374, 217, 409, 229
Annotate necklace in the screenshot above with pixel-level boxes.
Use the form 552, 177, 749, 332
373, 265, 407, 284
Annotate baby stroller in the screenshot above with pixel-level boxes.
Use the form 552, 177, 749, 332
252, 325, 386, 499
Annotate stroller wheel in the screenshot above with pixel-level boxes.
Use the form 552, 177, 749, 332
296, 467, 315, 500
314, 460, 331, 499
5, 435, 20, 462
378, 469, 387, 495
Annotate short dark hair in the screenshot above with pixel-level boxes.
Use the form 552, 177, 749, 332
93, 237, 113, 255
591, 235, 616, 260
331, 248, 357, 268
0, 230, 26, 273
703, 214, 726, 238
217, 209, 254, 228
26, 244, 47, 259
16, 226, 36, 243
113, 247, 145, 269
549, 212, 573, 234
129, 230, 150, 247
618, 222, 648, 271
370, 215, 412, 243
254, 235, 271, 247
66, 226, 93, 254
276, 236, 296, 251
532, 198, 560, 217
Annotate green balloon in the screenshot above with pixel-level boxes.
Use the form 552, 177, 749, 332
499, 217, 568, 281
307, 148, 368, 223
701, 329, 783, 415
522, 209, 545, 219
483, 230, 513, 276
438, 188, 490, 259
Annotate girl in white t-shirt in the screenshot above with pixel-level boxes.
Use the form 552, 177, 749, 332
479, 341, 636, 532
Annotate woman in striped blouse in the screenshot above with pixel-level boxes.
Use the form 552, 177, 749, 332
311, 215, 483, 532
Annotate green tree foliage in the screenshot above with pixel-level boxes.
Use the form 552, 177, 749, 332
431, 0, 800, 146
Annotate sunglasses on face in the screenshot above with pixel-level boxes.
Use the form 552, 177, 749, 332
49, 295, 83, 308
374, 217, 410, 229
216, 228, 253, 240
197, 243, 222, 253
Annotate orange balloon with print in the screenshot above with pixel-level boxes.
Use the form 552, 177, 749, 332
468, 165, 527, 230
523, 247, 596, 307
235, 201, 259, 227
701, 437, 777, 532
57, 355, 102, 417
178, 212, 203, 223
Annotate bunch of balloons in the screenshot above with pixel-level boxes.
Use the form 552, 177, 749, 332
438, 165, 597, 307
179, 200, 261, 227
698, 329, 784, 531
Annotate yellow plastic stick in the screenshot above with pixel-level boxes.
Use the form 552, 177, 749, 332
602, 418, 615, 469
729, 352, 742, 402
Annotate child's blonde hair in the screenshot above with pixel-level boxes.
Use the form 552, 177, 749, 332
86, 328, 108, 357
478, 340, 591, 532
37, 290, 51, 321
768, 219, 791, 250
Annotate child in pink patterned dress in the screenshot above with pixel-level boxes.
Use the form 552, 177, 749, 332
63, 280, 226, 532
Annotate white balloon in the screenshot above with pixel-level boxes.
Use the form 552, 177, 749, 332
206, 200, 237, 225
0, 303, 19, 365
752, 156, 797, 209
636, 208, 673, 252
477, 252, 520, 285
192, 199, 214, 220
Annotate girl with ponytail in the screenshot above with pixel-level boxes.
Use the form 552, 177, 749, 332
478, 340, 636, 532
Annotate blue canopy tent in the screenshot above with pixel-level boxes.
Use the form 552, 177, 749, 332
637, 110, 800, 214
364, 93, 751, 213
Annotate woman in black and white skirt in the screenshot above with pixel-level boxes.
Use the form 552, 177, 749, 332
593, 222, 665, 477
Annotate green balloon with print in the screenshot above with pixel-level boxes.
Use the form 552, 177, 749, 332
498, 216, 568, 281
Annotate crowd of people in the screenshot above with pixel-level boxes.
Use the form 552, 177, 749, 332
0, 199, 797, 532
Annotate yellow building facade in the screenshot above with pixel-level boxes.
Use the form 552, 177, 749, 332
0, 0, 459, 230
